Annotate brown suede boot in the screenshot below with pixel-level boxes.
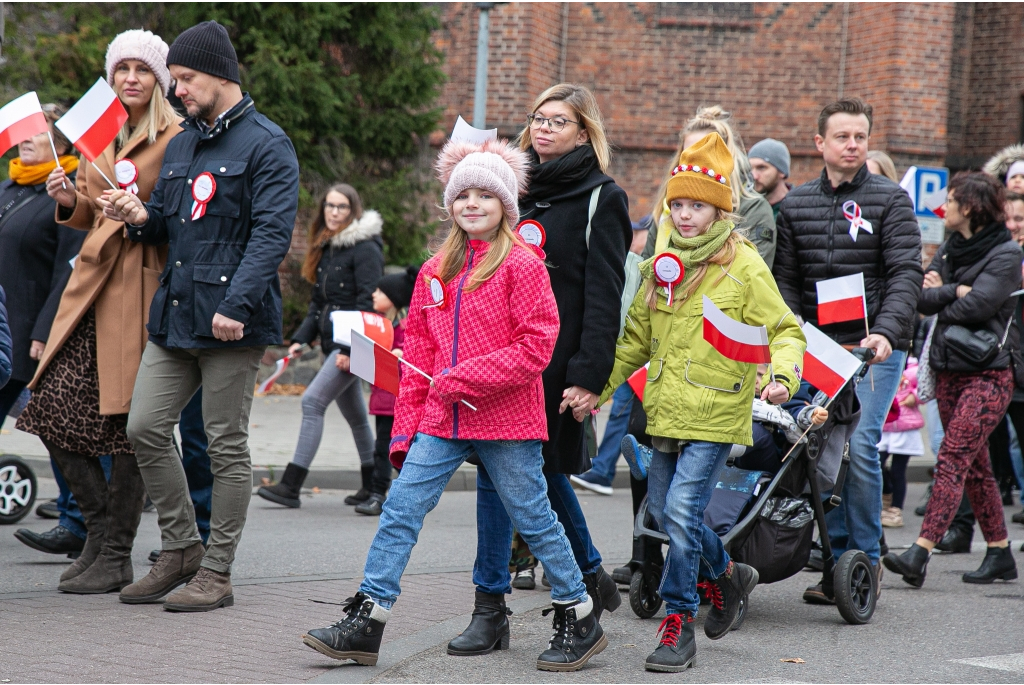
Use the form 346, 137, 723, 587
119, 542, 204, 604
58, 553, 133, 594
61, 531, 105, 583
163, 567, 234, 612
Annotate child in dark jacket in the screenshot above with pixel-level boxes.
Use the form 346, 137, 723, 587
355, 265, 419, 516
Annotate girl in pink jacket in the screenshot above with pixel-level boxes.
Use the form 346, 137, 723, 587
878, 358, 925, 528
302, 139, 606, 672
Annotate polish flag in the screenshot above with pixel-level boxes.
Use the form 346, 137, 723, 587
256, 355, 291, 395
0, 92, 49, 154
801, 323, 861, 397
627, 364, 649, 401
702, 295, 771, 364
350, 330, 401, 396
54, 78, 128, 162
331, 311, 395, 350
815, 273, 867, 325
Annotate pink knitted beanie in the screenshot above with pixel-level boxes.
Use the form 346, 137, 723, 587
436, 139, 531, 227
105, 29, 172, 97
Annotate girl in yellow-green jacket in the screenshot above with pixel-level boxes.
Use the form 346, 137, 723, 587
570, 133, 805, 672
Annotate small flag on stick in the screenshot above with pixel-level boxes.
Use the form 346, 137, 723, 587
702, 295, 771, 364
627, 364, 649, 401
331, 311, 394, 350
801, 323, 861, 398
815, 273, 867, 326
350, 330, 401, 397
0, 92, 49, 154
256, 355, 291, 395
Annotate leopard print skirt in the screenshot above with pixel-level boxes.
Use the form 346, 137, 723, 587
17, 308, 134, 457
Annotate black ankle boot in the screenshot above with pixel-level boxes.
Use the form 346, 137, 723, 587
703, 561, 758, 639
345, 466, 374, 505
963, 546, 1018, 584
583, 565, 621, 622
645, 612, 696, 672
882, 543, 930, 587
257, 463, 308, 508
935, 527, 973, 554
354, 492, 386, 516
302, 593, 387, 665
447, 591, 512, 656
536, 596, 607, 672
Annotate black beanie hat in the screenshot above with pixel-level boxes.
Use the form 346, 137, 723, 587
378, 265, 420, 310
167, 21, 240, 84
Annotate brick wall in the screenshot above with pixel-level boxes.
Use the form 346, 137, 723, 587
433, 2, 967, 221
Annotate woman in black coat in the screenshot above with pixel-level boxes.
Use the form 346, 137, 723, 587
447, 84, 632, 656
0, 107, 84, 424
885, 172, 1021, 587
257, 184, 384, 509
0, 286, 12, 389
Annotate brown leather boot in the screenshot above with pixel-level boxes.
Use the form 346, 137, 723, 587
58, 553, 133, 594
163, 567, 234, 612
119, 542, 204, 604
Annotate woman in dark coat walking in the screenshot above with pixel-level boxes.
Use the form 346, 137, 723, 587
447, 83, 632, 656
257, 184, 384, 509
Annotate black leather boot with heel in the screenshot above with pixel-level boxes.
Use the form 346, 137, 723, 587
447, 591, 512, 656
257, 463, 308, 508
883, 543, 930, 587
963, 545, 1018, 584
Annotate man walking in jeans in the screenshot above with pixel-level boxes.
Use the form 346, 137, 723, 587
100, 20, 298, 611
773, 98, 923, 602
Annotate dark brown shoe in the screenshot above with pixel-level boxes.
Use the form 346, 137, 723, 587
119, 541, 204, 604
163, 567, 234, 612
58, 553, 132, 594
60, 531, 105, 583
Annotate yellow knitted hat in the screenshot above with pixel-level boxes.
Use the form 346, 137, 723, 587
665, 132, 734, 212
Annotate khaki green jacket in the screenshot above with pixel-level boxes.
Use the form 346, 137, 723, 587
601, 241, 805, 446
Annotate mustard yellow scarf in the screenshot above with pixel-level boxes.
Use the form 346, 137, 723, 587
8, 155, 80, 186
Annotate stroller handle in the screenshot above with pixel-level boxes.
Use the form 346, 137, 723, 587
849, 347, 876, 363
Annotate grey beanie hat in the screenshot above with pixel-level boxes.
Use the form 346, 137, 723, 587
167, 21, 240, 84
748, 138, 791, 178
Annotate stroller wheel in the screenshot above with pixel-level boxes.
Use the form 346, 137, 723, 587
0, 456, 37, 525
629, 569, 663, 619
833, 550, 876, 624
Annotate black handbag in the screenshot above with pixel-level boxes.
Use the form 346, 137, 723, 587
942, 289, 1024, 367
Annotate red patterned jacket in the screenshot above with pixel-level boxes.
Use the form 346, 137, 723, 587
389, 240, 559, 466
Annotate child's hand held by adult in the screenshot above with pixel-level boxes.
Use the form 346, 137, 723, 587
760, 381, 790, 405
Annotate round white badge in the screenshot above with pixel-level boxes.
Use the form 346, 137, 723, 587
654, 254, 682, 284
193, 172, 216, 202
516, 220, 546, 248
427, 276, 446, 309
114, 159, 138, 187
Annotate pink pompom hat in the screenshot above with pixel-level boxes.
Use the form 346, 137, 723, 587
436, 139, 531, 227
105, 29, 172, 97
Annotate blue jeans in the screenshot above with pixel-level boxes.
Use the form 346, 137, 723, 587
585, 383, 634, 485
53, 455, 111, 540
178, 390, 212, 545
473, 466, 603, 595
360, 435, 586, 608
647, 441, 732, 616
825, 349, 906, 564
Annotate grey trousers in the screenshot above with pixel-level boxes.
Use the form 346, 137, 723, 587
127, 342, 264, 573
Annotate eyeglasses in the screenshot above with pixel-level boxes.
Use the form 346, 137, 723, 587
527, 113, 580, 133
325, 202, 351, 212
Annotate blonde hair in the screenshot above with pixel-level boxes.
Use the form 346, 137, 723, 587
115, 86, 177, 151
516, 83, 611, 173
649, 106, 757, 225
645, 209, 750, 310
432, 214, 535, 293
867, 150, 899, 182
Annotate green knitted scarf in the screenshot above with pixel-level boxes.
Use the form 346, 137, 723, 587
640, 219, 735, 280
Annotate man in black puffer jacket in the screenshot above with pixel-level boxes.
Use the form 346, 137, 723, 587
773, 98, 923, 603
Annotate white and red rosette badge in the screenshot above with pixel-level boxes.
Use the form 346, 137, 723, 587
653, 252, 685, 306
423, 274, 447, 310
515, 219, 546, 248
190, 172, 217, 221
114, 159, 139, 195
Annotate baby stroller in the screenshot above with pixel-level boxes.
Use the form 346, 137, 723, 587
628, 348, 877, 626
1, 389, 37, 525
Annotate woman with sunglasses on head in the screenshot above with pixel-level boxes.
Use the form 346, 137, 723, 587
257, 184, 384, 509
446, 83, 632, 657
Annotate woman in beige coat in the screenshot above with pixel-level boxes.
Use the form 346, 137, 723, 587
17, 29, 182, 594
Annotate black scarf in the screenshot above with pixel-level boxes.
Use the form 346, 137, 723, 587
521, 144, 599, 202
946, 221, 1013, 271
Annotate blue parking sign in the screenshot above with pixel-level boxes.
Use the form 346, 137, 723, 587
913, 166, 948, 218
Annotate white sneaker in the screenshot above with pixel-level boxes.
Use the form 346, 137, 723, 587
569, 473, 613, 496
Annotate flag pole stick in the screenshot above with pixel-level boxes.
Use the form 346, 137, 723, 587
864, 316, 875, 391
46, 131, 66, 189
90, 161, 119, 191
397, 356, 478, 411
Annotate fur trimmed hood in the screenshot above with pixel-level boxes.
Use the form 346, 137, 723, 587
983, 144, 1024, 182
329, 209, 383, 248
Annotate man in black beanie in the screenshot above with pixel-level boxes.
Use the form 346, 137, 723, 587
100, 19, 300, 613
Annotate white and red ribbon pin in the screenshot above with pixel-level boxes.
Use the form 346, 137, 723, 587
114, 159, 139, 195
423, 275, 447, 310
516, 219, 546, 248
653, 252, 684, 307
191, 171, 217, 221
843, 200, 873, 241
